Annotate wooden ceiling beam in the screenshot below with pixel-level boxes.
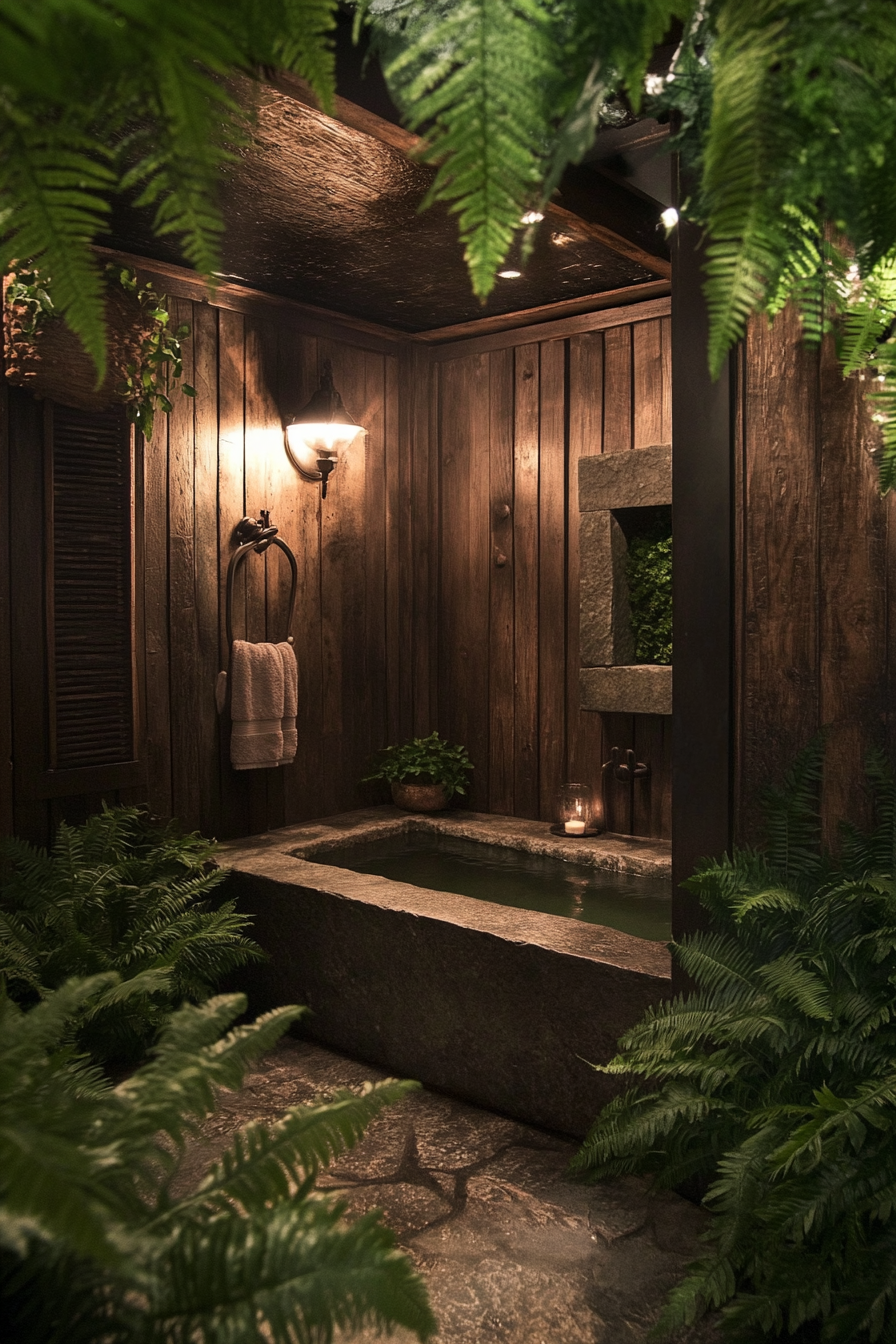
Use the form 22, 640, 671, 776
268, 71, 672, 282
415, 279, 671, 345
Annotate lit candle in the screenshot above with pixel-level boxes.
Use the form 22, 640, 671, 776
564, 818, 586, 835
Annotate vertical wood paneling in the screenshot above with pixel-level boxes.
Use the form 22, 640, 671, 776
279, 329, 323, 825
818, 342, 888, 841
739, 308, 820, 839
385, 350, 403, 747
488, 347, 515, 814
602, 325, 633, 453
319, 338, 369, 815
733, 307, 894, 847
143, 399, 172, 819
243, 318, 278, 832
537, 339, 567, 819
399, 344, 435, 741
567, 332, 607, 819
513, 345, 540, 817
168, 297, 201, 829
660, 316, 672, 445
633, 320, 665, 448
217, 308, 248, 838
439, 355, 491, 810
363, 348, 388, 779
192, 303, 222, 836
3, 296, 675, 843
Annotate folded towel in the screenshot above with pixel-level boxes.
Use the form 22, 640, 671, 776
277, 641, 298, 765
230, 640, 284, 770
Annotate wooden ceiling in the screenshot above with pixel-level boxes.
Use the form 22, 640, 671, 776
103, 72, 670, 336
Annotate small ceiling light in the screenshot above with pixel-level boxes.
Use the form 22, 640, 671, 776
521, 210, 544, 225
285, 360, 366, 500
497, 269, 522, 279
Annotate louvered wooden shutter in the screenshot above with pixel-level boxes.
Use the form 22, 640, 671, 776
8, 391, 143, 808
49, 405, 134, 769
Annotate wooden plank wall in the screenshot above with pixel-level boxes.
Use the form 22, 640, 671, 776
734, 306, 896, 846
136, 301, 424, 838
1, 285, 671, 842
434, 306, 672, 836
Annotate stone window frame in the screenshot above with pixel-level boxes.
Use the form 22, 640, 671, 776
578, 443, 672, 716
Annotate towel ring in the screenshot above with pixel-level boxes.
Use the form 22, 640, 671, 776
225, 512, 298, 657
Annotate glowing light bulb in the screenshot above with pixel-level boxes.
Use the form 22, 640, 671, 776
660, 207, 679, 230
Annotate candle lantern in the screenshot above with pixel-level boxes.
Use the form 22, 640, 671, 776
552, 782, 604, 836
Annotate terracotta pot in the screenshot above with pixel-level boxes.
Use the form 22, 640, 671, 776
391, 781, 449, 812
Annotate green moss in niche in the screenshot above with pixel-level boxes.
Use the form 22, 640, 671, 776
623, 508, 672, 665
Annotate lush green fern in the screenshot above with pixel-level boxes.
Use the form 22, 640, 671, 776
0, 0, 341, 378
570, 738, 896, 1341
0, 805, 263, 1065
0, 979, 436, 1344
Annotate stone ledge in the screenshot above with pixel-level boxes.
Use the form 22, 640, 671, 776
580, 665, 672, 716
578, 443, 672, 512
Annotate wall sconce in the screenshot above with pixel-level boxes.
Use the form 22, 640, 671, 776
284, 359, 366, 499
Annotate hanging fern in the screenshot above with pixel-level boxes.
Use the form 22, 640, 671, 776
0, 0, 341, 377
0, 981, 436, 1344
570, 737, 896, 1341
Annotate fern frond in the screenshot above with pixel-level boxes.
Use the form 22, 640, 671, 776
190, 1079, 418, 1214
379, 0, 556, 298
0, 119, 114, 379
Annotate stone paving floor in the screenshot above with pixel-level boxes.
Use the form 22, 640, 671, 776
179, 1036, 719, 1344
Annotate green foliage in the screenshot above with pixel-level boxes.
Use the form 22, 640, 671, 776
365, 0, 684, 300
113, 266, 196, 439
570, 738, 896, 1341
625, 513, 672, 664
363, 731, 473, 799
0, 0, 341, 378
366, 1, 896, 489
0, 980, 436, 1344
6, 261, 196, 439
0, 805, 263, 1065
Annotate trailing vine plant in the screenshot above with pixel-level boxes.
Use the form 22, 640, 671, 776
112, 265, 195, 439
4, 261, 194, 439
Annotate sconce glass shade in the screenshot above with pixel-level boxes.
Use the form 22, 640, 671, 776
285, 364, 366, 485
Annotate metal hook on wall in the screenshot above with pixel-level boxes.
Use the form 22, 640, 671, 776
602, 747, 651, 784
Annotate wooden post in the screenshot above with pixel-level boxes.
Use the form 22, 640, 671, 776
670, 204, 734, 944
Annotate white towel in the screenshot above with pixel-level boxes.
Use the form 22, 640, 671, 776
230, 640, 284, 770
277, 641, 298, 765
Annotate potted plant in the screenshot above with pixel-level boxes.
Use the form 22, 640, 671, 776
363, 731, 473, 812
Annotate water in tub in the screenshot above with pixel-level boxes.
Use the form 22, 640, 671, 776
308, 833, 671, 942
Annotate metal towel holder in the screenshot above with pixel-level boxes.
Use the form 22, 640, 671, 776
225, 512, 298, 662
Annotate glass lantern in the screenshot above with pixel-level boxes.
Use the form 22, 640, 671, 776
554, 782, 603, 835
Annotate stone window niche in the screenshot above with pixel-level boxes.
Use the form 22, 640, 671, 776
578, 443, 672, 716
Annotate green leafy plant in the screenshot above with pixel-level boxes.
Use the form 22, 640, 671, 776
0, 0, 342, 377
4, 261, 195, 438
625, 513, 672, 664
0, 978, 436, 1344
363, 731, 473, 799
570, 738, 896, 1341
364, 2, 896, 487
113, 266, 195, 439
0, 805, 263, 1065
